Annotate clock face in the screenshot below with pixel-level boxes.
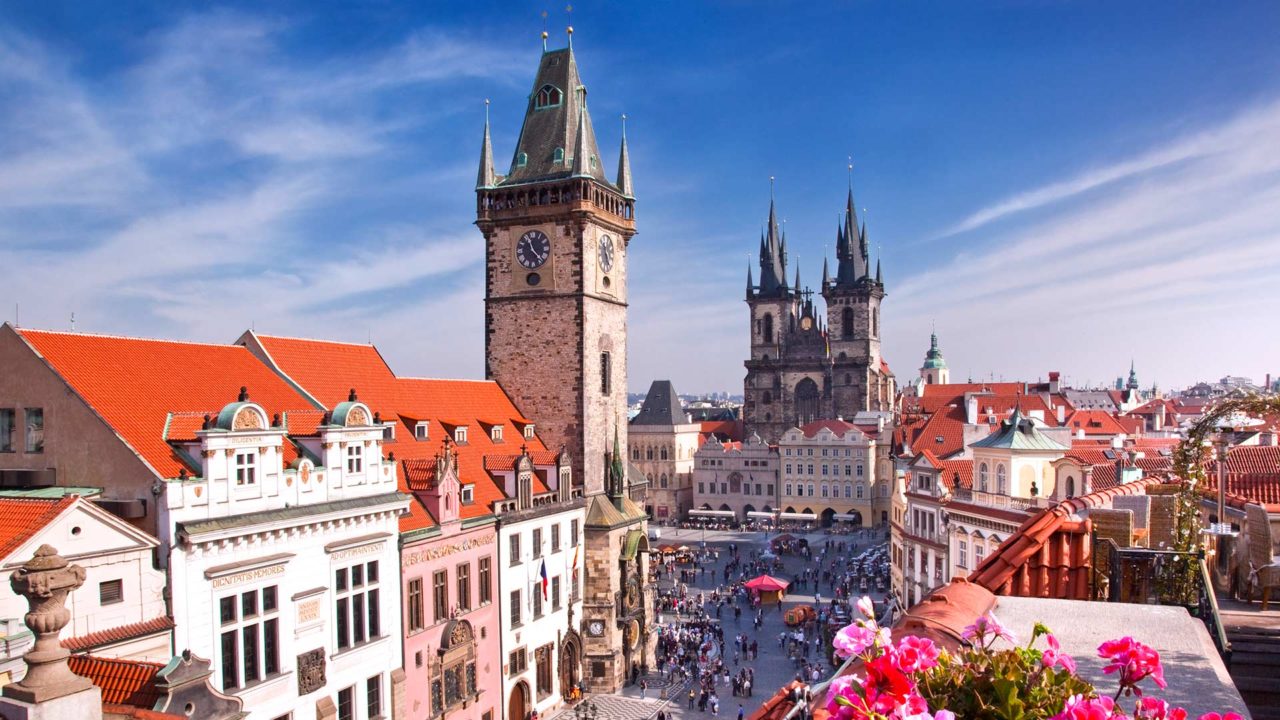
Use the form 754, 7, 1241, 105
800, 316, 814, 331
588, 620, 605, 636
598, 235, 615, 272
516, 230, 551, 269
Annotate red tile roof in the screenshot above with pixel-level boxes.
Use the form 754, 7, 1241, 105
798, 419, 870, 438
967, 476, 1167, 599
251, 334, 550, 520
907, 403, 968, 458
1199, 448, 1280, 511
1063, 409, 1128, 436
699, 420, 744, 443
19, 330, 320, 478
68, 654, 163, 708
62, 616, 175, 653
938, 459, 974, 491
0, 496, 75, 559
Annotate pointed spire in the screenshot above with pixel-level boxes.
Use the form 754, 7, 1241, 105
616, 113, 633, 198
746, 263, 754, 298
822, 257, 830, 287
794, 265, 801, 292
756, 177, 786, 297
875, 256, 882, 285
571, 91, 592, 177
609, 421, 626, 500
477, 100, 496, 190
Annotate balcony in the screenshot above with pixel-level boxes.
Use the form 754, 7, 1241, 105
950, 488, 1044, 512
900, 523, 948, 547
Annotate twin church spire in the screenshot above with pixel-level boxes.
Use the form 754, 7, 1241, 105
476, 37, 631, 197
747, 172, 885, 301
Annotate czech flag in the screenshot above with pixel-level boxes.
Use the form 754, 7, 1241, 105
539, 559, 549, 600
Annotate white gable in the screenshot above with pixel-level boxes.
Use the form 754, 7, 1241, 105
3, 499, 157, 569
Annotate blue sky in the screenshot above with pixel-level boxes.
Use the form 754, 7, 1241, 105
3, 2, 1279, 394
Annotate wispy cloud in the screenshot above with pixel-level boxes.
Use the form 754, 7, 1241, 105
889, 97, 1280, 387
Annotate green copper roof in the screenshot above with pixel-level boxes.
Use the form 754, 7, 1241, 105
620, 528, 646, 561
970, 408, 1067, 452
922, 332, 947, 370
0, 487, 102, 499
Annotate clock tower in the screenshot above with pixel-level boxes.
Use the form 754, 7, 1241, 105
476, 33, 652, 693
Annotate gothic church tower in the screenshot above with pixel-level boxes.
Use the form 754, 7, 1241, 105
476, 31, 652, 693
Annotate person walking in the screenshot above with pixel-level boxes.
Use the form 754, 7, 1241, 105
688, 688, 696, 710
738, 705, 746, 720
640, 679, 647, 699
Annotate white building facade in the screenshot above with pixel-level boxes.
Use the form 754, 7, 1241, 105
777, 420, 885, 528
161, 398, 408, 720
691, 434, 779, 522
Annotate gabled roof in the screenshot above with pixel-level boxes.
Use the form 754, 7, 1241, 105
1063, 409, 1129, 436
797, 418, 871, 439
248, 333, 550, 520
17, 329, 319, 479
938, 459, 974, 491
908, 403, 968, 458
970, 409, 1067, 452
967, 476, 1166, 599
69, 654, 163, 708
631, 380, 685, 426
0, 496, 75, 559
62, 616, 175, 653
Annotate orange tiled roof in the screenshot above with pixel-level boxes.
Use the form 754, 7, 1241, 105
483, 450, 561, 471
62, 616, 175, 653
18, 330, 320, 478
68, 654, 163, 708
1063, 409, 1128, 436
250, 334, 550, 519
938, 459, 973, 491
0, 496, 75, 559
798, 419, 869, 438
908, 403, 968, 458
967, 476, 1167, 599
699, 420, 744, 442
1200, 448, 1280, 511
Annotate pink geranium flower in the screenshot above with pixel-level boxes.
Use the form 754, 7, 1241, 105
1135, 697, 1187, 720
962, 613, 1018, 648
1098, 637, 1167, 694
1042, 633, 1078, 674
833, 622, 879, 659
1053, 694, 1116, 720
857, 595, 876, 619
894, 636, 941, 673
1196, 714, 1244, 720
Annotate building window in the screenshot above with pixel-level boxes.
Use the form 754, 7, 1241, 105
532, 529, 542, 558
767, 484, 774, 495
0, 409, 13, 452
335, 561, 380, 650
367, 675, 383, 719
535, 644, 554, 699
461, 485, 474, 504
553, 147, 564, 163
415, 421, 429, 440
23, 409, 43, 454
454, 426, 468, 443
552, 576, 562, 611
660, 446, 668, 460
551, 524, 561, 553
975, 544, 985, 565
844, 484, 852, 498
996, 465, 1007, 495
99, 579, 123, 605
510, 535, 521, 565
456, 563, 471, 612
600, 352, 611, 395
570, 520, 579, 546
532, 585, 543, 618
808, 483, 815, 496
407, 578, 424, 632
857, 484, 864, 499
508, 648, 527, 677
978, 463, 989, 491
510, 590, 522, 627
479, 557, 492, 605
821, 484, 829, 498
219, 585, 280, 691
856, 464, 864, 477
807, 464, 814, 475
432, 570, 448, 623
234, 452, 257, 486
524, 424, 535, 439
346, 444, 363, 474
535, 84, 563, 108
491, 425, 503, 442
338, 686, 355, 720
698, 482, 705, 494
517, 152, 528, 167
762, 313, 774, 343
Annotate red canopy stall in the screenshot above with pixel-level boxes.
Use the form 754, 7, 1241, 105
745, 574, 790, 604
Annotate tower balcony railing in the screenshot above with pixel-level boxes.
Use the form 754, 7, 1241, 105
477, 178, 635, 225
950, 488, 1044, 512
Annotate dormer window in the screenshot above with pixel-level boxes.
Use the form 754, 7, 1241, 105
454, 427, 468, 444
461, 485, 474, 505
234, 452, 257, 486
382, 422, 396, 442
553, 147, 564, 164
535, 84, 562, 109
523, 424, 535, 440
491, 425, 503, 442
517, 152, 528, 168
415, 422, 430, 441
346, 445, 363, 474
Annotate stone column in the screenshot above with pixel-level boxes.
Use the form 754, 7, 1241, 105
0, 544, 101, 720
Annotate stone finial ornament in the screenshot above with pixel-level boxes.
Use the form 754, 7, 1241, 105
3, 544, 94, 703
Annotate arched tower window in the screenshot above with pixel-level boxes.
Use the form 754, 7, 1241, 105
841, 307, 854, 340
996, 464, 1007, 495
535, 85, 563, 108
553, 147, 564, 163
873, 308, 879, 337
979, 463, 989, 492
645, 447, 653, 460
660, 447, 668, 460
762, 313, 774, 343
795, 378, 821, 425
1065, 476, 1076, 498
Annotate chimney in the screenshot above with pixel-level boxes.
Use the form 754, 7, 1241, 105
1154, 403, 1165, 431
966, 395, 978, 425
1048, 371, 1060, 394
1056, 403, 1065, 425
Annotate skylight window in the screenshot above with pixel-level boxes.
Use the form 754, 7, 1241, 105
535, 84, 562, 109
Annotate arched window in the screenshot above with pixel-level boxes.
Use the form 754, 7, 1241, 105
645, 447, 653, 461
762, 313, 774, 343
841, 306, 854, 339
979, 463, 989, 492
659, 447, 668, 460
553, 147, 564, 164
795, 378, 821, 425
872, 308, 879, 337
1065, 476, 1076, 498
659, 474, 668, 488
535, 85, 563, 108
996, 464, 1007, 494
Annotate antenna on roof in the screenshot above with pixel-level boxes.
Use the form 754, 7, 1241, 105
847, 155, 854, 189
541, 10, 549, 50
565, 4, 573, 47
769, 175, 775, 201
69, 312, 75, 333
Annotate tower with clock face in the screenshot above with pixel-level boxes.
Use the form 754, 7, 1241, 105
476, 37, 652, 692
